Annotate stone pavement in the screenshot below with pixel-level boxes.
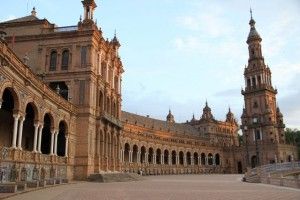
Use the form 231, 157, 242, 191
4, 175, 300, 200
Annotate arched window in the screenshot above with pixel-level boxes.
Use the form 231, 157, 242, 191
61, 50, 69, 70
81, 46, 87, 67
50, 51, 57, 71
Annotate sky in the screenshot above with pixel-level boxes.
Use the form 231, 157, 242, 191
1, 0, 300, 129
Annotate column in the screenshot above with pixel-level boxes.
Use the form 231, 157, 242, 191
37, 125, 43, 153
17, 116, 25, 150
255, 75, 258, 86
176, 155, 179, 165
11, 114, 20, 149
145, 153, 149, 164
250, 76, 253, 87
33, 123, 39, 152
153, 153, 156, 164
184, 154, 187, 166
129, 151, 133, 163
205, 156, 208, 165
54, 131, 58, 155
191, 156, 194, 166
198, 156, 201, 165
213, 156, 216, 165
161, 154, 164, 165
65, 135, 69, 157
50, 130, 55, 155
168, 155, 172, 165
0, 99, 2, 109
137, 151, 141, 163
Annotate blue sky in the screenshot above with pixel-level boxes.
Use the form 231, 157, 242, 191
1, 0, 300, 128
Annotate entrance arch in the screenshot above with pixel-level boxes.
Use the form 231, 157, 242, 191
186, 152, 191, 165
140, 146, 146, 163
179, 151, 184, 165
132, 145, 138, 163
215, 153, 220, 165
172, 150, 176, 165
201, 153, 206, 165
164, 150, 169, 165
124, 143, 130, 162
148, 147, 154, 164
208, 153, 213, 165
57, 121, 67, 156
0, 88, 16, 147
22, 103, 38, 151
41, 113, 54, 154
194, 152, 199, 165
251, 155, 257, 168
156, 149, 161, 164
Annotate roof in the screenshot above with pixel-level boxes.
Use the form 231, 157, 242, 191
2, 15, 39, 23
121, 111, 204, 138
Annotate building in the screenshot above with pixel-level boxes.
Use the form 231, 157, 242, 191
0, 1, 297, 183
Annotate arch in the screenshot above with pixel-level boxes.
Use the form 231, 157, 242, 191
251, 155, 258, 168
61, 49, 70, 70
132, 144, 138, 163
106, 96, 110, 114
0, 86, 20, 111
164, 149, 169, 165
49, 82, 69, 100
41, 113, 54, 154
0, 88, 16, 147
57, 121, 67, 156
23, 101, 39, 121
140, 146, 146, 163
194, 152, 199, 165
22, 103, 38, 151
179, 151, 184, 165
148, 147, 154, 164
201, 153, 206, 165
156, 148, 161, 164
208, 153, 213, 165
287, 155, 292, 162
172, 150, 176, 165
186, 152, 191, 165
215, 153, 220, 165
124, 143, 130, 162
50, 50, 57, 71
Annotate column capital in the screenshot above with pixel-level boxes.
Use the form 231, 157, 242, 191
13, 114, 20, 119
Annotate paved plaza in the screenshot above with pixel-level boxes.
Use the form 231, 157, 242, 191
5, 175, 300, 200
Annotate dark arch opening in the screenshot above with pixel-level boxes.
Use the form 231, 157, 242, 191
49, 82, 69, 100
164, 150, 169, 165
22, 103, 36, 151
187, 152, 191, 165
148, 148, 154, 164
124, 143, 130, 162
140, 146, 146, 163
251, 155, 257, 168
201, 153, 206, 165
208, 153, 213, 165
41, 114, 52, 154
132, 145, 138, 163
0, 89, 15, 147
61, 50, 69, 70
156, 149, 161, 164
215, 153, 220, 165
172, 150, 176, 165
50, 51, 57, 71
194, 152, 199, 165
57, 121, 67, 156
179, 151, 184, 165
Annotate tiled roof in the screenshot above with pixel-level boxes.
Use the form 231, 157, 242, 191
2, 15, 39, 23
121, 111, 204, 138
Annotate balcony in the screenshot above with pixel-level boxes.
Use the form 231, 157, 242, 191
101, 112, 123, 128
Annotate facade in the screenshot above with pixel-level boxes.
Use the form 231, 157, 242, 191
0, 1, 297, 183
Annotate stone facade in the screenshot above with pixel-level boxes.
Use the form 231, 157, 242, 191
0, 1, 297, 182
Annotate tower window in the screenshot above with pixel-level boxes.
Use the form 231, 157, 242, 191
49, 50, 57, 71
253, 101, 258, 108
61, 50, 69, 70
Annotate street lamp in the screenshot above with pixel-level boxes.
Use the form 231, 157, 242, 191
253, 117, 260, 167
244, 126, 250, 167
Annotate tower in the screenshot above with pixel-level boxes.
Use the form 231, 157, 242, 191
166, 109, 175, 123
81, 0, 97, 25
241, 10, 286, 168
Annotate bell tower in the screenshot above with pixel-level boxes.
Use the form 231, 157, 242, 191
241, 9, 286, 167
81, 0, 97, 23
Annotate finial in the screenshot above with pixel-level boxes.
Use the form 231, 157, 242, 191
250, 7, 253, 20
114, 29, 117, 38
79, 15, 82, 22
228, 106, 231, 113
31, 7, 37, 17
205, 99, 208, 107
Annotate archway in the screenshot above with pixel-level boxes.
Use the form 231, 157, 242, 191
156, 149, 162, 164
22, 103, 37, 151
57, 121, 67, 156
41, 113, 53, 154
194, 152, 199, 165
49, 82, 69, 100
201, 153, 206, 165
0, 88, 15, 147
148, 148, 154, 164
172, 150, 176, 165
215, 153, 220, 165
287, 155, 292, 162
179, 151, 184, 165
186, 152, 191, 165
164, 150, 169, 165
251, 155, 257, 168
208, 153, 213, 165
132, 145, 138, 163
124, 143, 130, 162
237, 161, 243, 174
140, 146, 146, 163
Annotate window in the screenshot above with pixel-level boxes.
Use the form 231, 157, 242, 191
255, 130, 261, 140
50, 51, 57, 71
81, 46, 87, 67
253, 101, 258, 108
61, 50, 69, 70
